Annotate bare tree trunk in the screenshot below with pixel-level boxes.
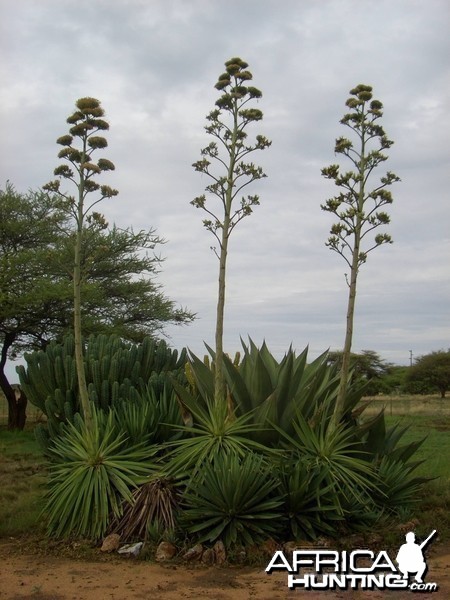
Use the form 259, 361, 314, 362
0, 335, 27, 430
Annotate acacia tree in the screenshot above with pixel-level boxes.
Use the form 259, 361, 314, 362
192, 58, 271, 405
44, 97, 119, 427
51, 222, 195, 340
321, 84, 400, 429
0, 184, 68, 429
0, 183, 194, 429
407, 350, 450, 398
327, 349, 393, 380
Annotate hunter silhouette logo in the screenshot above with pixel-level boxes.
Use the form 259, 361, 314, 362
266, 529, 439, 592
396, 529, 436, 584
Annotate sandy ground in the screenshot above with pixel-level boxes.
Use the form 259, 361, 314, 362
0, 545, 449, 600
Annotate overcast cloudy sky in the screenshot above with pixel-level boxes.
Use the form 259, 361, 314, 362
1, 0, 449, 376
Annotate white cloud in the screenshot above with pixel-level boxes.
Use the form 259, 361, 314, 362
1, 0, 449, 379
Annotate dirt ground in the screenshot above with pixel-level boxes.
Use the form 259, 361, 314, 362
0, 542, 449, 600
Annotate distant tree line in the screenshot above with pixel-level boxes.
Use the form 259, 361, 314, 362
328, 349, 450, 397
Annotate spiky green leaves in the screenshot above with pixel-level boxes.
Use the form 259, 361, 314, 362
181, 453, 284, 547
44, 407, 156, 539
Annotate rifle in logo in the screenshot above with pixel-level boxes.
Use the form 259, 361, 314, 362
419, 529, 437, 550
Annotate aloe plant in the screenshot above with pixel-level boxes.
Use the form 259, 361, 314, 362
277, 459, 343, 539
165, 393, 270, 481
277, 415, 376, 514
181, 452, 284, 548
44, 405, 157, 539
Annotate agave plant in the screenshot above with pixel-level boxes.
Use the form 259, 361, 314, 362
277, 459, 344, 539
372, 457, 430, 513
277, 415, 376, 515
165, 393, 271, 481
172, 339, 429, 541
44, 406, 157, 539
179, 339, 355, 446
181, 452, 284, 548
112, 383, 184, 448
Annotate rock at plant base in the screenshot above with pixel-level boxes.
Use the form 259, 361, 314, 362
213, 540, 226, 565
118, 542, 144, 557
155, 541, 177, 562
183, 543, 204, 561
202, 548, 215, 565
101, 534, 121, 553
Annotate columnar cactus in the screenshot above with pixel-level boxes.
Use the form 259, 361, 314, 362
17, 334, 187, 448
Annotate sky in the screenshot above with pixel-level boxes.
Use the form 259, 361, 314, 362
1, 0, 449, 381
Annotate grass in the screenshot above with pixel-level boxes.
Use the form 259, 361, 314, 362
384, 413, 450, 480
0, 429, 47, 537
370, 408, 450, 547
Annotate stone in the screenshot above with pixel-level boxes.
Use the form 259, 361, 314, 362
118, 542, 144, 557
235, 549, 246, 564
183, 543, 204, 561
314, 536, 331, 548
101, 533, 121, 553
201, 548, 215, 565
155, 541, 177, 562
213, 540, 226, 565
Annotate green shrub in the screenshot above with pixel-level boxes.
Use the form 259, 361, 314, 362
165, 397, 269, 481
36, 338, 431, 544
178, 339, 355, 446
112, 383, 184, 447
173, 340, 429, 541
279, 462, 345, 539
181, 452, 284, 548
44, 405, 156, 539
